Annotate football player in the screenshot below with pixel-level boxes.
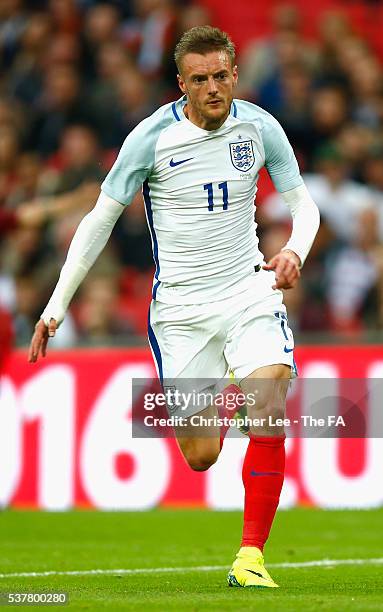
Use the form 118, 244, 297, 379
29, 26, 320, 588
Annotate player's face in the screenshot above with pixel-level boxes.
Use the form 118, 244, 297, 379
177, 51, 238, 131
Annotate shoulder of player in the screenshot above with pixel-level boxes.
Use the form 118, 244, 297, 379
233, 99, 287, 153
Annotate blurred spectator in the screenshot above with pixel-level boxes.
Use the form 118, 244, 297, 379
271, 62, 313, 164
336, 123, 375, 181
1, 221, 56, 280
43, 124, 104, 248
0, 125, 21, 203
316, 10, 354, 87
304, 86, 349, 166
350, 55, 383, 128
237, 4, 318, 101
261, 144, 379, 331
49, 0, 81, 35
28, 64, 93, 155
122, 0, 177, 81
0, 96, 24, 130
1, 181, 99, 237
51, 124, 105, 192
326, 208, 379, 333
0, 220, 58, 352
81, 3, 122, 80
6, 12, 52, 105
76, 274, 135, 345
255, 31, 318, 114
0, 181, 103, 350
6, 152, 43, 206
113, 67, 158, 142
176, 3, 211, 34
88, 41, 134, 146
0, 0, 27, 69
362, 145, 383, 241
46, 31, 81, 68
305, 144, 375, 244
113, 192, 154, 271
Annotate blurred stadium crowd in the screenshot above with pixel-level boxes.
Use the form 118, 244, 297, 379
1, 0, 383, 354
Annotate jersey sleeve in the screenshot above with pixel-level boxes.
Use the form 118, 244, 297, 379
261, 115, 303, 193
101, 105, 173, 205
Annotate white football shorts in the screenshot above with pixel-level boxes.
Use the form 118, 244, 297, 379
148, 268, 297, 418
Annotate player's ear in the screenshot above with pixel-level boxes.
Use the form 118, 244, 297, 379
177, 73, 186, 94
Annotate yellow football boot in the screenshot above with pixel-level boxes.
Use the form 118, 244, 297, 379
227, 546, 279, 588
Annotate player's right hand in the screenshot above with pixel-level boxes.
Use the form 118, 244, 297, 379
28, 318, 57, 363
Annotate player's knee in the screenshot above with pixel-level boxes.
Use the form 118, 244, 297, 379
188, 455, 217, 471
178, 437, 220, 471
185, 449, 219, 471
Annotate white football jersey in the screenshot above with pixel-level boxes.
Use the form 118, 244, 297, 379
101, 97, 303, 304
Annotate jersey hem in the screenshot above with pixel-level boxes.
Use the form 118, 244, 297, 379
153, 264, 265, 306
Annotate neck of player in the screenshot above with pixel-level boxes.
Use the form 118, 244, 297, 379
183, 104, 229, 131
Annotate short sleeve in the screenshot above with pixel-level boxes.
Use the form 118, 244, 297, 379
262, 116, 303, 193
101, 104, 174, 205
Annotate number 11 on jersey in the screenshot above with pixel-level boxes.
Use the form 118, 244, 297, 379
203, 181, 229, 211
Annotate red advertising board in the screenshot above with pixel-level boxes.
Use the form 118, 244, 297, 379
1, 346, 383, 510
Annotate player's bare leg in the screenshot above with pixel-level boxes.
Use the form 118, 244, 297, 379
228, 363, 290, 588
242, 364, 290, 437
174, 404, 221, 471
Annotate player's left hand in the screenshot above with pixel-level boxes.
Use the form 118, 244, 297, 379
263, 249, 301, 290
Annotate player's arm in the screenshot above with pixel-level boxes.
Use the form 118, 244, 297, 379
263, 183, 320, 289
261, 115, 320, 289
28, 192, 124, 362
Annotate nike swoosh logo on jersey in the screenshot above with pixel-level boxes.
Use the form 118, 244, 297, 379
284, 346, 294, 353
169, 157, 194, 167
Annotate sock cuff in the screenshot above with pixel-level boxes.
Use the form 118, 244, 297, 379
249, 434, 286, 446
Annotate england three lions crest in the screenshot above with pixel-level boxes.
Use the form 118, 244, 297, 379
229, 140, 255, 172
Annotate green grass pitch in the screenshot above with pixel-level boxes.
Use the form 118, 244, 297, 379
1, 508, 382, 610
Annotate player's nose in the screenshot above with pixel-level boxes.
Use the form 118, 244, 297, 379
207, 75, 218, 94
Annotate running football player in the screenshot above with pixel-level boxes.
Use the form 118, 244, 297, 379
29, 26, 320, 588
